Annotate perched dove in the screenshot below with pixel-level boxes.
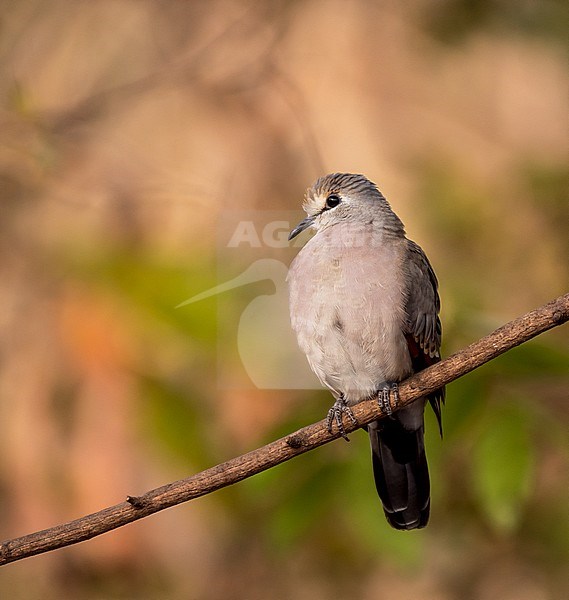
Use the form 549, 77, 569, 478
288, 173, 444, 530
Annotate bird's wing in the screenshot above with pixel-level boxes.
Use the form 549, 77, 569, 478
403, 239, 444, 435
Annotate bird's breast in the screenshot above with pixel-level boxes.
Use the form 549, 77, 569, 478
288, 226, 412, 402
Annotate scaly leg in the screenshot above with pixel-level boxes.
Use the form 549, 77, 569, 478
326, 394, 357, 441
377, 382, 399, 416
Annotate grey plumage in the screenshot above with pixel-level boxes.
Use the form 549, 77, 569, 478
288, 173, 444, 530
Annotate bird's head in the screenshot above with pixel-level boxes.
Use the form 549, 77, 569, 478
289, 173, 404, 241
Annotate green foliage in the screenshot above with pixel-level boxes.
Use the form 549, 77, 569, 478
139, 374, 215, 470
240, 422, 424, 567
471, 403, 535, 532
424, 0, 569, 48
523, 162, 569, 258
62, 246, 219, 342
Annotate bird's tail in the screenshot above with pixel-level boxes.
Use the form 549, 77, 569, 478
368, 407, 430, 530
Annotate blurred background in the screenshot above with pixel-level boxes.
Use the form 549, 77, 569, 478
1, 1, 568, 598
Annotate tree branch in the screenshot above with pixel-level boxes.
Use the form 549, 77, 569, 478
1, 293, 568, 566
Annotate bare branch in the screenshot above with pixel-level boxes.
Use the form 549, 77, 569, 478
1, 293, 568, 566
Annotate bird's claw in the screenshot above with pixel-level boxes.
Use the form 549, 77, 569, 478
326, 395, 357, 441
377, 382, 399, 416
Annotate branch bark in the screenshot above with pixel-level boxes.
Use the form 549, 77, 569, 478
1, 293, 568, 566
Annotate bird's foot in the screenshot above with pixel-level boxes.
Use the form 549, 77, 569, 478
326, 395, 357, 441
377, 382, 399, 416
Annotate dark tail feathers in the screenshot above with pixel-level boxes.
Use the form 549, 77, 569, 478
368, 415, 430, 530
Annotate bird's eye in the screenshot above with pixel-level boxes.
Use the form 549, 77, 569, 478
325, 194, 341, 209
